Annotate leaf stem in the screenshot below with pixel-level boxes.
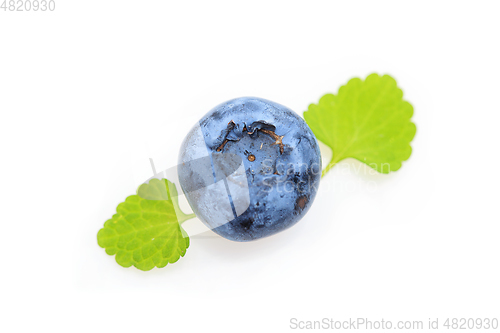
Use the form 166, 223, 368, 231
179, 213, 196, 224
321, 158, 337, 178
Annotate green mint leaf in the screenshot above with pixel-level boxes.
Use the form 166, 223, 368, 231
304, 73, 416, 176
97, 178, 195, 271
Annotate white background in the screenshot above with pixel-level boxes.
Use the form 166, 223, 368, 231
1, 1, 499, 332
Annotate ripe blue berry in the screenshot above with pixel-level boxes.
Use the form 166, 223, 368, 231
178, 97, 321, 241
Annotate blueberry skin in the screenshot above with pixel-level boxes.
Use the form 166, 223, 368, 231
178, 97, 321, 241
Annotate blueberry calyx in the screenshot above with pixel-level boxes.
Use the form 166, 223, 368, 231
216, 120, 286, 155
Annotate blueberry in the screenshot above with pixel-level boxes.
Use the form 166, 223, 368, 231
178, 97, 321, 241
